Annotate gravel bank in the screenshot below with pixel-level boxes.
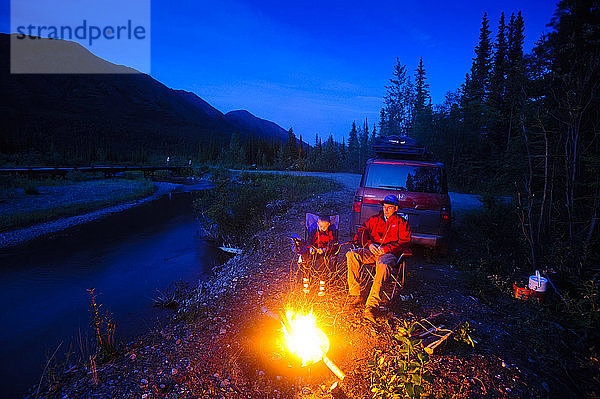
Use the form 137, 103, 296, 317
0, 181, 180, 250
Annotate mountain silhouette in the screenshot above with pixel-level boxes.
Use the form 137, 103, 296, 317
0, 34, 295, 164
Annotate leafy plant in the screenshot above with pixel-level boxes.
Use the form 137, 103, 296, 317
369, 320, 431, 399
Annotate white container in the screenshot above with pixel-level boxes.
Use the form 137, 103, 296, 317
528, 270, 548, 292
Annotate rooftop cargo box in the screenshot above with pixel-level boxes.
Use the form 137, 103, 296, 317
373, 135, 433, 160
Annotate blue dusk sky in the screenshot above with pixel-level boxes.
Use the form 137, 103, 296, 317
1, 0, 558, 142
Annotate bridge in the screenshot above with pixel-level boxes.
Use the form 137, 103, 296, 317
0, 165, 190, 178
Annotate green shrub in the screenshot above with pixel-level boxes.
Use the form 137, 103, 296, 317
370, 320, 431, 399
194, 171, 341, 246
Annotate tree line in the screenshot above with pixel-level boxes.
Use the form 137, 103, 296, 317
213, 1, 599, 275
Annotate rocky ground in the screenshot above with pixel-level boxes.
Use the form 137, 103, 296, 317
29, 173, 585, 398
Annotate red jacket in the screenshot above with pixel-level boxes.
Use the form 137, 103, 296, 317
307, 228, 335, 254
354, 212, 411, 256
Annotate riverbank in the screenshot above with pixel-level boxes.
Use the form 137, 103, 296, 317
30, 171, 579, 398
0, 180, 182, 250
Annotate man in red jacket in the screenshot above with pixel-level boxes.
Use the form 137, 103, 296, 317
346, 195, 411, 323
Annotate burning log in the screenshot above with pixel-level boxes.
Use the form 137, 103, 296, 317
424, 330, 453, 354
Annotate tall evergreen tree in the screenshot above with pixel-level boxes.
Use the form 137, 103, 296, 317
286, 127, 298, 161
347, 121, 360, 171
463, 13, 493, 135
488, 12, 509, 149
504, 11, 526, 150
411, 57, 433, 145
380, 58, 413, 136
322, 135, 340, 172
414, 57, 430, 116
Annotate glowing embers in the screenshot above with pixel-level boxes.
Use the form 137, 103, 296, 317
281, 309, 345, 380
281, 309, 329, 367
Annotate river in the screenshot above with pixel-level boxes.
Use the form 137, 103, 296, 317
0, 190, 223, 398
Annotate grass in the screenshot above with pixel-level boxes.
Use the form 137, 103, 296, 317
194, 170, 343, 247
0, 178, 156, 232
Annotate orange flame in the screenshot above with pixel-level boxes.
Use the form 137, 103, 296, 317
281, 309, 329, 367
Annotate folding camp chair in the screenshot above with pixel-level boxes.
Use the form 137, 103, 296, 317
287, 213, 343, 295
356, 247, 412, 304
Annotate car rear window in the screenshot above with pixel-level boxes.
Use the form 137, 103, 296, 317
364, 163, 443, 193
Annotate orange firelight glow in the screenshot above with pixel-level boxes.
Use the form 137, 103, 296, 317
281, 309, 329, 367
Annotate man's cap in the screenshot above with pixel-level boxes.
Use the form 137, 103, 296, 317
380, 195, 400, 207
318, 215, 330, 223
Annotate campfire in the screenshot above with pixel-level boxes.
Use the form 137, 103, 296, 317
281, 309, 345, 380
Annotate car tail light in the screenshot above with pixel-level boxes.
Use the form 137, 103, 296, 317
353, 196, 363, 213
441, 206, 450, 222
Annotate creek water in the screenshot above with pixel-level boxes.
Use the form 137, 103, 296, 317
0, 190, 223, 398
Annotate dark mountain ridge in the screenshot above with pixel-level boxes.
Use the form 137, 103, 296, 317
0, 34, 293, 164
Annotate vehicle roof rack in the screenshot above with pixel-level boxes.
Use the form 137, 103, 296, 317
373, 135, 434, 161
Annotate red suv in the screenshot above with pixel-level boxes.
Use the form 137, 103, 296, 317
351, 137, 451, 252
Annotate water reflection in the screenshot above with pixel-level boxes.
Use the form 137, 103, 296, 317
0, 191, 222, 398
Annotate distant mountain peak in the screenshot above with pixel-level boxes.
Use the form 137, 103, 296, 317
225, 110, 289, 140
0, 33, 293, 155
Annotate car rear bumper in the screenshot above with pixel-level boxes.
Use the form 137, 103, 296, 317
411, 232, 445, 248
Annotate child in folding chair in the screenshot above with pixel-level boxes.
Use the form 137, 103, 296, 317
303, 215, 336, 296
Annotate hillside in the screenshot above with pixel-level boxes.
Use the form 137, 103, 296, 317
0, 34, 292, 164
225, 110, 290, 142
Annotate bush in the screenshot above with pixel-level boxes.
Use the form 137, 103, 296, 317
453, 193, 526, 278
194, 171, 341, 246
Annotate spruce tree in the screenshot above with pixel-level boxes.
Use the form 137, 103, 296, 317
286, 127, 298, 161
488, 12, 509, 149
412, 57, 433, 145
414, 57, 430, 116
347, 121, 360, 171
381, 58, 413, 136
505, 11, 526, 150
464, 13, 493, 136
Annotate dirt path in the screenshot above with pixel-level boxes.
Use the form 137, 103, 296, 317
39, 172, 564, 399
